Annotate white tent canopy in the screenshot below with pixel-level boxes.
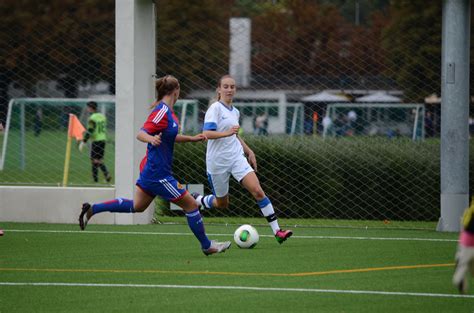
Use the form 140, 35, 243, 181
356, 91, 401, 103
301, 91, 349, 102
424, 93, 441, 104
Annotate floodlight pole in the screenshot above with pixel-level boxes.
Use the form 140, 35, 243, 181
438, 0, 471, 232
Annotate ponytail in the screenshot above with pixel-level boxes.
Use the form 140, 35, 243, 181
155, 75, 179, 102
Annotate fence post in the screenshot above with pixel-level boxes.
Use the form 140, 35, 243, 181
115, 0, 156, 224
438, 0, 471, 232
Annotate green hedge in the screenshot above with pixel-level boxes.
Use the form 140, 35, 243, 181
171, 136, 469, 221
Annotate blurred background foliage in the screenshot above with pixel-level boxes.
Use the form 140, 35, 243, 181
1, 0, 473, 122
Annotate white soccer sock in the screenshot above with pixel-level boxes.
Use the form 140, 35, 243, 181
195, 195, 204, 206
203, 195, 215, 209
196, 195, 214, 209
258, 197, 280, 235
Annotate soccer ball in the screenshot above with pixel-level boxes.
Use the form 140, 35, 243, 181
233, 224, 259, 249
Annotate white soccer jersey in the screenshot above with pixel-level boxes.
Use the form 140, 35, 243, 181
203, 101, 244, 174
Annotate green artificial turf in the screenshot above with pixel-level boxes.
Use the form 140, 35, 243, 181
0, 222, 471, 312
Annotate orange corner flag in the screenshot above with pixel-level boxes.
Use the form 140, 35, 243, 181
68, 114, 86, 140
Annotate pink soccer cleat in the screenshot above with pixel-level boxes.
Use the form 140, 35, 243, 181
275, 229, 293, 244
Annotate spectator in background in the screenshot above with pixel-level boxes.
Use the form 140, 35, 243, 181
334, 114, 347, 137
304, 117, 313, 135
425, 111, 434, 137
386, 128, 400, 139
469, 115, 474, 139
80, 101, 112, 183
322, 114, 333, 137
346, 110, 357, 136
255, 112, 268, 136
34, 107, 43, 137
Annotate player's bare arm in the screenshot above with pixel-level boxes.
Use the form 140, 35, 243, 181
137, 130, 162, 146
237, 136, 257, 172
176, 133, 207, 143
203, 125, 239, 140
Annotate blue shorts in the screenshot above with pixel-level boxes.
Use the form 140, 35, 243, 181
136, 175, 187, 202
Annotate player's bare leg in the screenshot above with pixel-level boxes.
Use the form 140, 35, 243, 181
241, 171, 292, 244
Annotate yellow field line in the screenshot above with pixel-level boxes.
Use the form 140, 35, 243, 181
0, 263, 454, 277
288, 263, 454, 277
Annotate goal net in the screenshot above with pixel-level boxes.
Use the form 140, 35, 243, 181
232, 101, 304, 135
323, 103, 426, 140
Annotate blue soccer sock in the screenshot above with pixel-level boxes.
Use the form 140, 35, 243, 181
185, 208, 211, 249
92, 198, 135, 215
202, 195, 215, 209
204, 195, 215, 209
258, 197, 280, 235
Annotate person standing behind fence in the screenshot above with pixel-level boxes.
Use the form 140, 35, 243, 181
78, 75, 231, 256
80, 101, 112, 183
255, 112, 269, 136
192, 74, 293, 244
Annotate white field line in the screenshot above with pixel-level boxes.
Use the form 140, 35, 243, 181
4, 229, 458, 242
0, 282, 472, 299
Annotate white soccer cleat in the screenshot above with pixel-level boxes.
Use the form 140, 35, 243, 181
202, 240, 231, 256
453, 244, 474, 294
191, 192, 203, 210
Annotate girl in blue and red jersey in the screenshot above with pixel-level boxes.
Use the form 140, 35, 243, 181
79, 75, 231, 256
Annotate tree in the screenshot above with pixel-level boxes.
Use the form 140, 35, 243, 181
0, 0, 114, 99
251, 0, 390, 89
381, 1, 442, 102
155, 0, 233, 95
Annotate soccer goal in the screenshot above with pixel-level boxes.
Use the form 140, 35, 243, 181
0, 98, 199, 186
232, 101, 304, 135
323, 103, 426, 140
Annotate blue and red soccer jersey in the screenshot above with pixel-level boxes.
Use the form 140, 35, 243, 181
136, 101, 187, 202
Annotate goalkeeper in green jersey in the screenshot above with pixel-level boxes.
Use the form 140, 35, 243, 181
453, 196, 474, 294
80, 101, 112, 183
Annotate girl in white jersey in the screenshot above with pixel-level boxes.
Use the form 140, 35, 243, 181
194, 75, 293, 244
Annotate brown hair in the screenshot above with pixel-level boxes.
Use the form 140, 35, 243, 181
86, 101, 98, 111
215, 74, 234, 101
155, 75, 179, 101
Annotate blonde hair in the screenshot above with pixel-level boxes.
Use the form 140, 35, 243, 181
214, 74, 234, 102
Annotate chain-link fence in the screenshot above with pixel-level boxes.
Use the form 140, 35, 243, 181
0, 1, 115, 186
1, 1, 473, 228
